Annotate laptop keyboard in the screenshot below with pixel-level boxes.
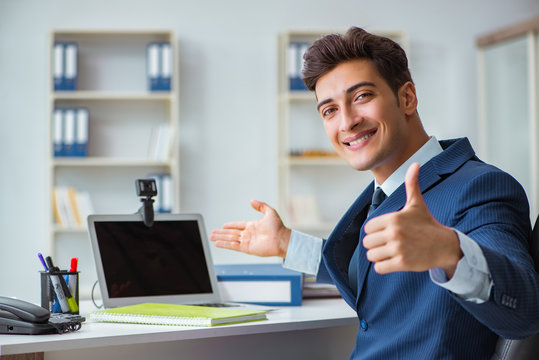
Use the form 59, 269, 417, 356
195, 303, 241, 308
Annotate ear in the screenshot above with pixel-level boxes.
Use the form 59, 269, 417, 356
398, 81, 418, 116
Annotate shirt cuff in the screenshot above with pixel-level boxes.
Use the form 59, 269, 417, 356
430, 229, 492, 303
283, 230, 323, 275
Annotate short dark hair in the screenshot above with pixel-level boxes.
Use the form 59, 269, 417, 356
302, 27, 412, 96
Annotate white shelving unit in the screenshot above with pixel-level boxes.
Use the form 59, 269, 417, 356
47, 30, 180, 296
477, 16, 539, 221
277, 29, 408, 237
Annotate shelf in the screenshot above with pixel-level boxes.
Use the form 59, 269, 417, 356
279, 91, 315, 102
52, 157, 171, 167
283, 156, 346, 166
53, 225, 87, 234
52, 91, 175, 101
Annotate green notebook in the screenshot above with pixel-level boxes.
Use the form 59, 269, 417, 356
89, 303, 268, 327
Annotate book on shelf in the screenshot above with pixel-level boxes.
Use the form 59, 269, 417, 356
147, 124, 171, 161
288, 41, 310, 91
53, 107, 89, 157
53, 41, 78, 91
89, 303, 267, 327
289, 148, 339, 158
215, 264, 303, 306
52, 186, 94, 228
147, 172, 173, 213
146, 42, 172, 91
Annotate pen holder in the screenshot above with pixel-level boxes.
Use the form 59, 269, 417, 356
40, 270, 80, 314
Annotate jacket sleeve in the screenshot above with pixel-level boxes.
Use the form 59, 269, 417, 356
448, 169, 539, 339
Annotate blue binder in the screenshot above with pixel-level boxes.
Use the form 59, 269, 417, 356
62, 108, 76, 156
215, 264, 303, 306
147, 42, 161, 91
63, 42, 78, 91
160, 42, 172, 91
53, 42, 64, 91
74, 108, 89, 157
288, 41, 310, 91
53, 108, 64, 156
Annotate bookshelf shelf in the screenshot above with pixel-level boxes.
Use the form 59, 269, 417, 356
283, 156, 344, 166
277, 29, 407, 237
52, 91, 175, 101
53, 225, 87, 234
47, 30, 180, 296
52, 157, 170, 167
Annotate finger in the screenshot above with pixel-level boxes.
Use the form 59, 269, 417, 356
209, 229, 242, 242
363, 212, 391, 235
365, 245, 393, 264
221, 221, 248, 230
213, 240, 242, 252
362, 232, 388, 250
372, 259, 395, 275
403, 162, 424, 208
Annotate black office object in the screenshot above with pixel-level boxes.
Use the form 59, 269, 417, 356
0, 296, 84, 335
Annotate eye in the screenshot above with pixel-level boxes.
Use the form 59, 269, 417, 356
355, 92, 372, 102
321, 107, 337, 118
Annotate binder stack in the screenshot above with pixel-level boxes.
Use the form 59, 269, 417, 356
53, 108, 89, 157
146, 42, 173, 91
288, 41, 310, 91
53, 42, 78, 91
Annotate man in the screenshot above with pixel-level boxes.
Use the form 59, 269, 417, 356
210, 27, 539, 358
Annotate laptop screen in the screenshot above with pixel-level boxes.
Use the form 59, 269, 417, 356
88, 213, 222, 308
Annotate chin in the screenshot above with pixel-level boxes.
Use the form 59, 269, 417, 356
345, 159, 369, 171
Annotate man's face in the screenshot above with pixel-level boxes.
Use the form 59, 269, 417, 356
315, 59, 415, 182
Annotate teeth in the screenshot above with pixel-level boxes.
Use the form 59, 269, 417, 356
349, 133, 373, 146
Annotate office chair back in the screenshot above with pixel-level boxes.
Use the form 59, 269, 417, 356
491, 216, 539, 360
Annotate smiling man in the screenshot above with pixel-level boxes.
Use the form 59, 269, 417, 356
210, 27, 539, 358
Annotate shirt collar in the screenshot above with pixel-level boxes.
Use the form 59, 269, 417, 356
375, 136, 443, 197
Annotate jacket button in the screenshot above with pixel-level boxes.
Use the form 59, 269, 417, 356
360, 320, 368, 331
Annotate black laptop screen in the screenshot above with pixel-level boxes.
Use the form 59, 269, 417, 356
94, 220, 213, 298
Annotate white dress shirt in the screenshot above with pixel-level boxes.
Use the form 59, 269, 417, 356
283, 137, 492, 303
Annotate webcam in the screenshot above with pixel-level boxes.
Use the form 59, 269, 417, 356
135, 179, 157, 227
136, 179, 157, 197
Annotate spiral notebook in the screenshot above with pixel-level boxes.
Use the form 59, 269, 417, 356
89, 303, 267, 327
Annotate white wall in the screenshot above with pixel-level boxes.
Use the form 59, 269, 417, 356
1, 0, 539, 302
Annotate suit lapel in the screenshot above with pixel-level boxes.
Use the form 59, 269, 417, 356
323, 183, 373, 306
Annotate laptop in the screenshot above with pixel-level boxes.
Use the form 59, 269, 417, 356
87, 213, 238, 309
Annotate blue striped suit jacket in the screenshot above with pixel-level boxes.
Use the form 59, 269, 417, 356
318, 138, 539, 359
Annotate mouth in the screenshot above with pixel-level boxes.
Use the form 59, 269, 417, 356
343, 129, 377, 147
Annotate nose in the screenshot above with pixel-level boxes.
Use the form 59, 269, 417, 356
339, 104, 361, 132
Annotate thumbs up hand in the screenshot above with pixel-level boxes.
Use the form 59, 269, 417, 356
363, 163, 463, 277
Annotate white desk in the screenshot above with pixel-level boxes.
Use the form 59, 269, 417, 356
0, 299, 358, 360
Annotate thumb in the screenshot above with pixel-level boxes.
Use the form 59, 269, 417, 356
403, 162, 424, 209
250, 199, 272, 215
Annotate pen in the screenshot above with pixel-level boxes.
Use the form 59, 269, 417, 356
45, 256, 71, 313
38, 252, 55, 311
56, 267, 79, 314
68, 257, 78, 298
38, 252, 48, 271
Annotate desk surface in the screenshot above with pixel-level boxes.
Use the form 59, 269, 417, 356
0, 298, 357, 356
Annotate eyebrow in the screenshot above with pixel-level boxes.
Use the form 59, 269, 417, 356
316, 81, 377, 111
